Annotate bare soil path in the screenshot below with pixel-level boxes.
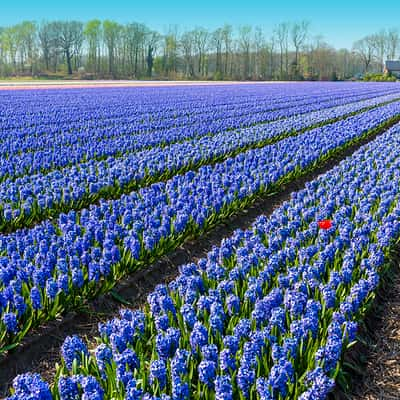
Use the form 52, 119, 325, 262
348, 264, 400, 400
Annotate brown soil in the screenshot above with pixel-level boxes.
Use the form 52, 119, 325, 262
344, 262, 400, 400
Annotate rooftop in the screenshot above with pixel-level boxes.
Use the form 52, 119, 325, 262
385, 60, 400, 71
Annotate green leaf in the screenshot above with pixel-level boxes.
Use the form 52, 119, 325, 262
110, 290, 133, 306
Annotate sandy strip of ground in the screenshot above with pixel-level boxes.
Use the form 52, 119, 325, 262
0, 80, 294, 90
351, 267, 400, 400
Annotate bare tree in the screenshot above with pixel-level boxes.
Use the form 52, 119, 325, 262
310, 39, 337, 80
266, 38, 276, 79
274, 22, 289, 79
336, 48, 359, 79
146, 30, 160, 78
0, 27, 5, 75
161, 26, 179, 77
181, 30, 195, 77
387, 28, 399, 60
38, 22, 57, 71
353, 36, 375, 73
221, 24, 233, 77
103, 20, 122, 77
291, 20, 310, 77
13, 21, 37, 74
193, 27, 209, 77
124, 23, 147, 77
0, 17, 396, 80
371, 30, 388, 71
238, 25, 252, 79
54, 21, 83, 75
84, 19, 102, 74
212, 27, 224, 77
253, 26, 264, 79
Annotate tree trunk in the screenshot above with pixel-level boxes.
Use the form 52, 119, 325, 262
146, 45, 153, 77
66, 49, 73, 75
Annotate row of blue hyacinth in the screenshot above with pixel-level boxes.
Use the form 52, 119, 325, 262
1, 84, 394, 182
1, 88, 398, 183
2, 84, 362, 152
6, 117, 400, 400
2, 84, 317, 131
2, 85, 262, 130
1, 98, 400, 233
0, 102, 398, 352
1, 83, 390, 135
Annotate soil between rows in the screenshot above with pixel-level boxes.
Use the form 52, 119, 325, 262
343, 263, 400, 400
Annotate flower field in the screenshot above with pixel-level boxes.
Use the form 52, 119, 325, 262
2, 82, 400, 399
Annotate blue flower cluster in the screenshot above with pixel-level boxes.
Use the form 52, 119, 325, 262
1, 87, 400, 232
0, 83, 394, 162
0, 87, 396, 184
1, 97, 400, 353
7, 114, 400, 399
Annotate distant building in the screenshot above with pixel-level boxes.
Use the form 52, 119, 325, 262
384, 60, 400, 77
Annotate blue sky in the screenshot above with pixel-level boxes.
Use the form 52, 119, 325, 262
2, 0, 400, 49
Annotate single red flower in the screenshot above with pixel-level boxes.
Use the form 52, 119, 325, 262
318, 219, 333, 230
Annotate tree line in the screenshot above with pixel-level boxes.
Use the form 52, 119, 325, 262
0, 20, 398, 80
